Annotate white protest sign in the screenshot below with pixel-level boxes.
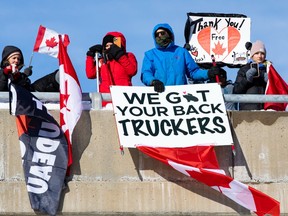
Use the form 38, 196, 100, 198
110, 84, 233, 148
186, 13, 251, 65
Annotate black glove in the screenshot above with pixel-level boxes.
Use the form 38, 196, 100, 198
151, 80, 165, 93
86, 44, 103, 58
184, 43, 191, 50
89, 44, 103, 53
86, 50, 95, 57
23, 66, 33, 77
107, 44, 125, 60
208, 66, 221, 80
246, 68, 257, 82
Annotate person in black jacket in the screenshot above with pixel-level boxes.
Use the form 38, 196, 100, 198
233, 40, 269, 110
0, 45, 59, 92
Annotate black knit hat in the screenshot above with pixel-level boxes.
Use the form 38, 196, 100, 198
102, 35, 114, 48
1, 45, 24, 68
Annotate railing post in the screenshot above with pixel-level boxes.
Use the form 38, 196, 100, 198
89, 92, 102, 110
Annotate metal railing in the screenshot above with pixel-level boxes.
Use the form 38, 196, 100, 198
223, 94, 288, 103
1, 92, 288, 110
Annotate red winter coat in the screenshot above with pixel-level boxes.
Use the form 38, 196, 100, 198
85, 32, 137, 94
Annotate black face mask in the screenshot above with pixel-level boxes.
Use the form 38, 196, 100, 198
155, 35, 172, 48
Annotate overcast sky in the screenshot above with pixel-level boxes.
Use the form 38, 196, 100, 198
1, 0, 288, 92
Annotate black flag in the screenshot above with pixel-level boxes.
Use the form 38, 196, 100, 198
9, 83, 68, 216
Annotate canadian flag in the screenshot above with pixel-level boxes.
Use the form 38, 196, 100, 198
33, 25, 70, 58
137, 145, 280, 216
58, 35, 83, 172
264, 64, 288, 111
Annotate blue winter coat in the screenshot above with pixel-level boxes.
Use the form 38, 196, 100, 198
141, 23, 208, 86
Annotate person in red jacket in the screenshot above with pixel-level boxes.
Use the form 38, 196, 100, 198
85, 31, 137, 108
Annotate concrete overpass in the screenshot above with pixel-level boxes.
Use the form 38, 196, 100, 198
0, 93, 287, 215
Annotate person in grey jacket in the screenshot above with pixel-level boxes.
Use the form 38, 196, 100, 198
233, 40, 269, 110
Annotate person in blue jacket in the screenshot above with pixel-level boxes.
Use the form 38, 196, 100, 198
141, 23, 219, 92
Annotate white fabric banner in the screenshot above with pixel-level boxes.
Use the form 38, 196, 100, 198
111, 84, 233, 148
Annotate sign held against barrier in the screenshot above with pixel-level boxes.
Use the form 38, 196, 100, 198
110, 84, 233, 148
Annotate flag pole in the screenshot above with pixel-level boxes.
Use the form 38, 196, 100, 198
95, 52, 100, 92
28, 52, 34, 67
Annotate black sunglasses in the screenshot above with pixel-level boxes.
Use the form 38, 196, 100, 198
155, 31, 167, 37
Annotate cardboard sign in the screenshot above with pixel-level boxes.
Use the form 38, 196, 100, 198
186, 13, 251, 65
110, 84, 233, 148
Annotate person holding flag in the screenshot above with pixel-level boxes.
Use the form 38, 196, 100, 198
233, 40, 270, 110
85, 31, 138, 108
0, 45, 59, 92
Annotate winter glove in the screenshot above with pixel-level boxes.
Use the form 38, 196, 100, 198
3, 65, 13, 75
246, 68, 257, 82
3, 64, 18, 75
89, 44, 103, 53
207, 66, 221, 80
106, 44, 125, 60
23, 66, 33, 77
151, 80, 165, 93
3, 64, 20, 80
86, 50, 95, 57
86, 44, 103, 58
184, 43, 191, 50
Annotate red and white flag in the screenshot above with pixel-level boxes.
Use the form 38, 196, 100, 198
58, 35, 83, 172
33, 25, 70, 58
137, 145, 280, 216
264, 64, 288, 111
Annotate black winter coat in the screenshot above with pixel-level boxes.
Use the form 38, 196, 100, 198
0, 68, 59, 92
233, 62, 268, 110
0, 69, 32, 91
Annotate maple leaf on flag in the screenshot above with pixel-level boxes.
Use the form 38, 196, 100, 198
45, 37, 58, 49
60, 79, 71, 113
58, 34, 82, 174
212, 41, 226, 56
33, 25, 70, 58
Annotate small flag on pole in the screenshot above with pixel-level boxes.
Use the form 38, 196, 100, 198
33, 25, 70, 58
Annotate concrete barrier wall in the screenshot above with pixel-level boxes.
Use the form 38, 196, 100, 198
0, 110, 287, 215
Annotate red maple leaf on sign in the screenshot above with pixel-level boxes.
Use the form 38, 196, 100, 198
45, 37, 58, 49
212, 41, 226, 57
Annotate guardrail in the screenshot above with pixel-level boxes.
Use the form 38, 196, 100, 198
1, 92, 288, 110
